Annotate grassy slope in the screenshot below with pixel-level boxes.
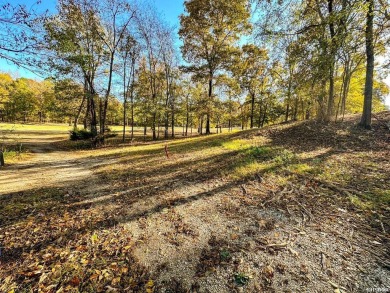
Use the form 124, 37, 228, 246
0, 113, 389, 292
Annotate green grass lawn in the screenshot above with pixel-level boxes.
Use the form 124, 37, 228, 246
0, 122, 75, 132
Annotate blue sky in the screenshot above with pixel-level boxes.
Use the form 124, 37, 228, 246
0, 0, 184, 77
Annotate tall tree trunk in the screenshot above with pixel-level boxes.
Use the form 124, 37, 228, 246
285, 103, 290, 123
360, 0, 374, 129
84, 90, 89, 130
285, 77, 292, 122
317, 79, 327, 121
74, 94, 86, 130
171, 96, 175, 138
165, 112, 169, 139
261, 104, 268, 127
152, 110, 157, 140
206, 114, 210, 134
130, 65, 135, 141
89, 92, 98, 137
157, 120, 160, 140
101, 52, 116, 136
164, 86, 169, 140
84, 77, 98, 136
164, 61, 171, 140
122, 106, 127, 143
206, 74, 213, 134
0, 151, 4, 167
327, 65, 335, 121
336, 64, 346, 122
250, 92, 255, 128
241, 106, 244, 130
143, 117, 147, 141
293, 97, 299, 121
338, 58, 352, 122
258, 103, 262, 128
326, 0, 336, 122
130, 97, 134, 140
341, 75, 351, 122
301, 99, 305, 120
185, 102, 189, 136
99, 98, 103, 133
122, 65, 127, 143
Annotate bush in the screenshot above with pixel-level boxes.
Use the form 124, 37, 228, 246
70, 129, 94, 141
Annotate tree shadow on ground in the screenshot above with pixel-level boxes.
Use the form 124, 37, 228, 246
1, 117, 389, 291
263, 118, 389, 153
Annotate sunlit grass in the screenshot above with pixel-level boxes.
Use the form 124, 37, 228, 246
228, 161, 270, 179
0, 122, 74, 132
2, 120, 388, 213
287, 163, 313, 174
352, 189, 390, 210
221, 139, 252, 151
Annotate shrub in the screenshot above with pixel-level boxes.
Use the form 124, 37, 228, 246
70, 129, 94, 141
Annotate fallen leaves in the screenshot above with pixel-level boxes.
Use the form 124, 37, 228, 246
0, 206, 150, 292
1, 113, 389, 292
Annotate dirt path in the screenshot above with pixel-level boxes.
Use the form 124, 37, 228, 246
1, 151, 89, 196
0, 136, 117, 196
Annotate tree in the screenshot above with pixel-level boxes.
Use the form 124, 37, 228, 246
119, 34, 139, 142
0, 73, 13, 121
217, 75, 241, 131
179, 0, 251, 134
360, 0, 374, 129
53, 78, 85, 126
7, 78, 39, 122
94, 0, 136, 136
159, 25, 178, 139
256, 0, 389, 124
136, 7, 167, 140
45, 0, 105, 136
0, 2, 46, 67
233, 44, 268, 128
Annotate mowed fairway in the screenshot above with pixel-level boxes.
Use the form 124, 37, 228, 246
0, 116, 389, 292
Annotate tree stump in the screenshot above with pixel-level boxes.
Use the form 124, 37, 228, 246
0, 151, 4, 167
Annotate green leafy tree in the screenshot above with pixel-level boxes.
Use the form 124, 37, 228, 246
0, 73, 13, 121
53, 79, 85, 125
7, 78, 38, 122
45, 0, 105, 136
233, 44, 268, 128
179, 0, 251, 134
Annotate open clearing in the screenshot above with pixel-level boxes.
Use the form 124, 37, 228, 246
0, 114, 389, 292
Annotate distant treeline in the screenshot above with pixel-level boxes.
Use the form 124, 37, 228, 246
0, 0, 389, 139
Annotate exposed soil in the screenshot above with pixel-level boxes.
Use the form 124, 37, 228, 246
0, 131, 119, 196
0, 113, 389, 293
